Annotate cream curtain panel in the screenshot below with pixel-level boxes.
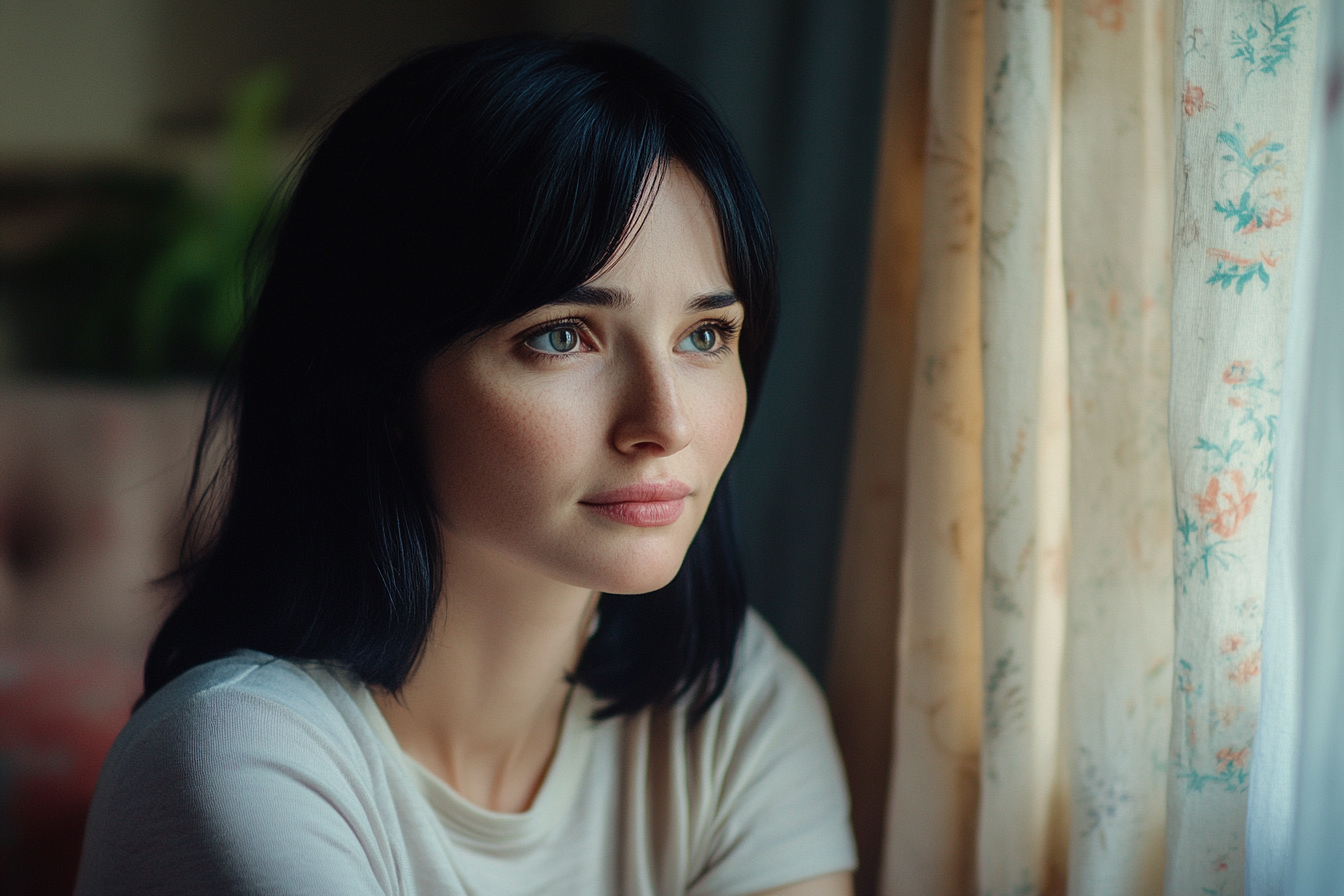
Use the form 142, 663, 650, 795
830, 1, 1321, 894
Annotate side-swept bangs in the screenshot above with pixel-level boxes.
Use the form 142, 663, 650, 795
143, 37, 778, 720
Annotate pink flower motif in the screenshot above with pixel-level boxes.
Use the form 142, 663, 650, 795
1216, 746, 1249, 772
1220, 634, 1244, 654
1230, 649, 1262, 685
1195, 470, 1256, 538
1222, 361, 1253, 384
1085, 0, 1127, 32
1208, 247, 1280, 268
1183, 81, 1211, 117
1228, 397, 1245, 408
1242, 206, 1292, 234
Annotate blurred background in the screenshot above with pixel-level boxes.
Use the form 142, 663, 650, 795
0, 0, 889, 891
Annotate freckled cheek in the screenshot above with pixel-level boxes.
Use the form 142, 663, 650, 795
696, 373, 748, 477
428, 378, 598, 526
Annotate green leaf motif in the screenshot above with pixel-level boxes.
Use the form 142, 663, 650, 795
1229, 3, 1308, 78
1207, 260, 1271, 294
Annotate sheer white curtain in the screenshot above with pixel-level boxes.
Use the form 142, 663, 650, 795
1283, 2, 1344, 892
1243, 3, 1330, 893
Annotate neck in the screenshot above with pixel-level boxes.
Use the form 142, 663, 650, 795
373, 535, 597, 813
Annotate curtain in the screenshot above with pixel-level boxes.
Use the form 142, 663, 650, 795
1241, 6, 1325, 882
1167, 4, 1316, 894
1285, 2, 1344, 892
830, 1, 1322, 894
1060, 1, 1175, 893
868, 0, 983, 892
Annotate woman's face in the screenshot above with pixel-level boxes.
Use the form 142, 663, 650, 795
420, 162, 747, 596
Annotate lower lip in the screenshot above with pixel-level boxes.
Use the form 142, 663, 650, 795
582, 499, 685, 527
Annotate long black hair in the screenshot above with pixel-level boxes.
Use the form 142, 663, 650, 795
142, 36, 778, 720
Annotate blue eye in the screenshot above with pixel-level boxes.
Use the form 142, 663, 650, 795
526, 327, 581, 354
678, 327, 719, 353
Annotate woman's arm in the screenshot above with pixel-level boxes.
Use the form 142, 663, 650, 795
749, 871, 854, 896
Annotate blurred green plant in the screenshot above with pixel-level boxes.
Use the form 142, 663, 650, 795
0, 66, 289, 380
132, 65, 290, 377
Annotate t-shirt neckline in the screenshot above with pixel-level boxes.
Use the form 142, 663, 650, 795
348, 678, 600, 846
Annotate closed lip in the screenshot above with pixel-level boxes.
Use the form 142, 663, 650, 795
581, 480, 692, 505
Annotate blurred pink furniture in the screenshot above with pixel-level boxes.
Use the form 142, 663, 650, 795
0, 382, 206, 895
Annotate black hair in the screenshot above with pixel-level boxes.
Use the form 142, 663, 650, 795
141, 36, 778, 720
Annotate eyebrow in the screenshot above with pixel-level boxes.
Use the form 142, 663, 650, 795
551, 284, 633, 309
687, 291, 740, 312
548, 285, 741, 313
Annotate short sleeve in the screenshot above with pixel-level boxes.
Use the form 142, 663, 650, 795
75, 667, 397, 896
687, 612, 857, 896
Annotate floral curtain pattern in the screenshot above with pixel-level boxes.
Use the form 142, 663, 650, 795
1166, 3, 1316, 894
839, 1, 1321, 894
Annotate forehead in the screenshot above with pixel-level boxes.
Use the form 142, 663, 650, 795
578, 162, 732, 302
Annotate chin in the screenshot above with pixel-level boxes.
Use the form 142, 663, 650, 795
571, 540, 691, 596
598, 570, 683, 596
592, 557, 687, 595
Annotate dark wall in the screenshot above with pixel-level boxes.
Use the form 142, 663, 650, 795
634, 0, 890, 679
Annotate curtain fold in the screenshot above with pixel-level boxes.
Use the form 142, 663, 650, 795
976, 0, 1070, 892
1288, 3, 1344, 891
876, 1, 984, 893
1059, 1, 1175, 893
1244, 3, 1329, 891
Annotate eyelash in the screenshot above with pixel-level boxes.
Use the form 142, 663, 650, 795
520, 317, 592, 360
520, 316, 742, 360
686, 317, 741, 357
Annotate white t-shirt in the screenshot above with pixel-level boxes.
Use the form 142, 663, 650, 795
75, 610, 856, 895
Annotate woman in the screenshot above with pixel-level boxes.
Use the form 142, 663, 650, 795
76, 37, 855, 896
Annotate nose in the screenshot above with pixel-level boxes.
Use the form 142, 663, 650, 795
611, 351, 693, 456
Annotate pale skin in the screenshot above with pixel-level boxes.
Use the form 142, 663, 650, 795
372, 162, 852, 896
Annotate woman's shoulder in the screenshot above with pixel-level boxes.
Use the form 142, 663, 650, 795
644, 609, 856, 896
78, 654, 400, 895
121, 651, 366, 757
706, 607, 830, 732
734, 608, 811, 680
668, 607, 844, 809
94, 651, 387, 821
